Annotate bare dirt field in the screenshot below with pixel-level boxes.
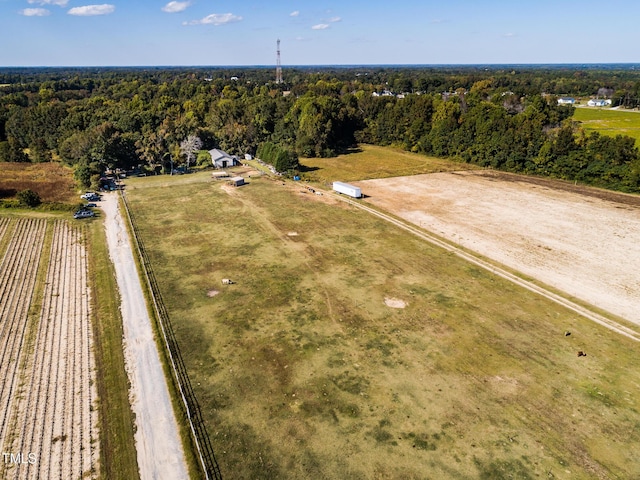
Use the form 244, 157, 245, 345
0, 218, 100, 479
357, 170, 640, 326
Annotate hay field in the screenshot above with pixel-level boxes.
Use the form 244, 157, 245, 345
124, 171, 640, 480
574, 107, 640, 146
0, 162, 77, 203
299, 144, 477, 184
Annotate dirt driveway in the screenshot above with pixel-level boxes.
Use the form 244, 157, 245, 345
102, 192, 189, 480
357, 171, 640, 326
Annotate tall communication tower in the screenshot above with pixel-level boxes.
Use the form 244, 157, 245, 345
275, 38, 283, 84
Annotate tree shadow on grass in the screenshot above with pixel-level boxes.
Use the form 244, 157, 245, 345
0, 188, 17, 199
297, 164, 320, 173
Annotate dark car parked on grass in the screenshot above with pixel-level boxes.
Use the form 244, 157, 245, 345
73, 209, 95, 219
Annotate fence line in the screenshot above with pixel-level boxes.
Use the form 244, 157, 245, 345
120, 191, 223, 480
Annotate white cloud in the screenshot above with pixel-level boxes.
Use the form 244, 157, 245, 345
28, 0, 68, 5
503, 32, 516, 37
162, 1, 190, 13
312, 23, 329, 30
184, 13, 243, 26
68, 4, 115, 16
20, 8, 51, 16
290, 10, 299, 17
328, 16, 341, 23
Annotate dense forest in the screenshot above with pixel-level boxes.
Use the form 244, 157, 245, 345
1, 65, 640, 192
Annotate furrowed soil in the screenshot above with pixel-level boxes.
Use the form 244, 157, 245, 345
0, 218, 100, 479
124, 172, 640, 480
357, 170, 640, 326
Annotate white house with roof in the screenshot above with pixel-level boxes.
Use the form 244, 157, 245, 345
557, 97, 576, 105
209, 149, 238, 169
587, 99, 611, 107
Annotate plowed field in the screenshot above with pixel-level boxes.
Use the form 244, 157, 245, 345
0, 218, 100, 480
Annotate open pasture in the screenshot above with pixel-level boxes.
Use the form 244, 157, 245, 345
125, 171, 640, 479
574, 107, 640, 146
299, 144, 477, 184
0, 162, 77, 203
0, 218, 100, 479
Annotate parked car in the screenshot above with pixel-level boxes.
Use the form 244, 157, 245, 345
73, 210, 95, 219
80, 192, 101, 201
84, 203, 97, 208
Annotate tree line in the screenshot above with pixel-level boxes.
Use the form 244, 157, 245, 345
1, 66, 639, 192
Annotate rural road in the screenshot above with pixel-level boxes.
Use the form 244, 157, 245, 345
102, 192, 189, 480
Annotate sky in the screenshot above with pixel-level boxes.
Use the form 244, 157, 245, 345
1, 0, 640, 66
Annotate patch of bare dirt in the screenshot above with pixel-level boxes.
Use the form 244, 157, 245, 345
358, 170, 640, 325
384, 297, 407, 308
207, 289, 220, 297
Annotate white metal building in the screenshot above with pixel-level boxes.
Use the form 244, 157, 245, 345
209, 149, 238, 169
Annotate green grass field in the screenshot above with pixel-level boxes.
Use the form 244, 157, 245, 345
574, 107, 640, 146
298, 144, 478, 184
124, 169, 640, 480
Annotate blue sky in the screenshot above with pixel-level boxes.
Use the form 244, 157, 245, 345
1, 0, 639, 66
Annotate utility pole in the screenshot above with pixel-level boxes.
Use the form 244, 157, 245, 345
276, 38, 283, 84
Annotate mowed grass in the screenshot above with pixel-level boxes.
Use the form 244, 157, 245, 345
574, 107, 640, 146
299, 144, 477, 184
0, 162, 77, 203
125, 171, 640, 479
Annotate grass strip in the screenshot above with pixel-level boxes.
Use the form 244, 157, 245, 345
87, 218, 140, 480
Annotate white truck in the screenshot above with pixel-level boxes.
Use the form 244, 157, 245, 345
332, 181, 362, 198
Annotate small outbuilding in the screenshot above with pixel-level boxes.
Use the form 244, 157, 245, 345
211, 171, 230, 179
228, 176, 245, 187
210, 149, 239, 169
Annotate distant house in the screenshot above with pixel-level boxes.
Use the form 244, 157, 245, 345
557, 97, 576, 105
587, 99, 611, 107
209, 149, 238, 169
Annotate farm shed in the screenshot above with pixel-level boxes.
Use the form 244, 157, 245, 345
333, 181, 362, 198
209, 148, 239, 169
229, 176, 245, 187
211, 171, 229, 179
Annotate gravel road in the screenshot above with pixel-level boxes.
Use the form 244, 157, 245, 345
102, 192, 189, 480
